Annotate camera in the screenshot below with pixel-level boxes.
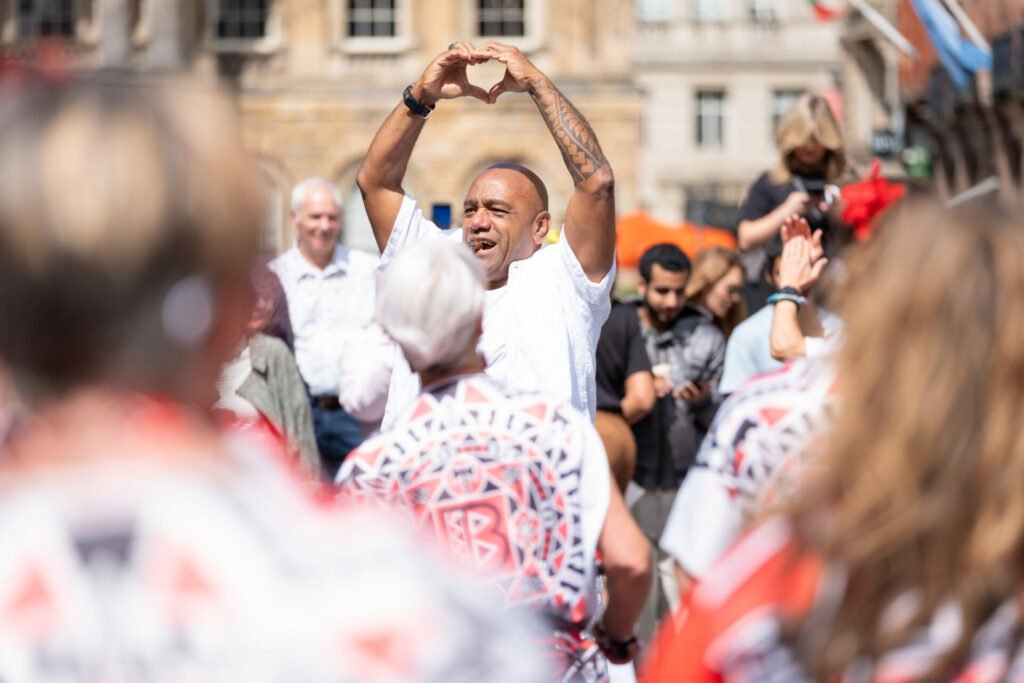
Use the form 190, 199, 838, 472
791, 174, 830, 227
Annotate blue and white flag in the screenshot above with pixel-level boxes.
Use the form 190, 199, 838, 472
910, 0, 992, 89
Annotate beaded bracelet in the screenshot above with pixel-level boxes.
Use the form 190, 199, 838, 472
767, 292, 807, 307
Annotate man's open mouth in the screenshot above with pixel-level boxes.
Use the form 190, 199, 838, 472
470, 238, 497, 254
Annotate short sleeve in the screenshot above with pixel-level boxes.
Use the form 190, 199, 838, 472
737, 173, 780, 224
554, 231, 615, 309
720, 327, 755, 395
624, 310, 652, 377
378, 194, 460, 270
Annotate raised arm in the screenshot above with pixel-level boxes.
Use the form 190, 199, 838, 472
357, 44, 489, 253
770, 229, 828, 361
476, 43, 616, 282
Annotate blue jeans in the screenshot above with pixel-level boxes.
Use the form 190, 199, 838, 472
310, 405, 362, 479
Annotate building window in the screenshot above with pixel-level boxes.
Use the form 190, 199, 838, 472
16, 0, 76, 40
636, 0, 670, 22
696, 90, 726, 148
478, 0, 524, 37
772, 89, 804, 137
347, 0, 395, 37
749, 0, 777, 23
692, 0, 724, 23
213, 0, 268, 40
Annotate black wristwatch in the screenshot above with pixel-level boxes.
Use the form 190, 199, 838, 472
402, 84, 435, 118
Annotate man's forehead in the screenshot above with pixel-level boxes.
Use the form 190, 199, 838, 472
304, 186, 340, 212
465, 168, 542, 208
649, 264, 689, 286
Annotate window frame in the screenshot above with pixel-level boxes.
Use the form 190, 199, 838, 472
1, 0, 96, 45
464, 0, 543, 53
748, 0, 778, 24
204, 0, 282, 55
695, 89, 727, 149
771, 88, 804, 138
692, 0, 725, 24
636, 0, 671, 23
330, 0, 410, 54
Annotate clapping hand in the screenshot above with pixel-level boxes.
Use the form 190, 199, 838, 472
780, 214, 825, 263
778, 233, 828, 293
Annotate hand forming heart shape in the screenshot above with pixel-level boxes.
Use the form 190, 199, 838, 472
416, 42, 544, 106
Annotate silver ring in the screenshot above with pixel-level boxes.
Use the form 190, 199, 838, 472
448, 42, 457, 50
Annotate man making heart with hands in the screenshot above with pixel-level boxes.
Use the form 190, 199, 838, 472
358, 42, 619, 427
354, 43, 647, 677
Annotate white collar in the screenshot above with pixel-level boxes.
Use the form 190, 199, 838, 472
284, 242, 350, 280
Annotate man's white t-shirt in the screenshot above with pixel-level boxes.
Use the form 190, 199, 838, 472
378, 195, 614, 430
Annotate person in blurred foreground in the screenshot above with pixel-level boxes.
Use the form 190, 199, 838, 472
337, 239, 652, 682
0, 72, 547, 682
643, 199, 1024, 681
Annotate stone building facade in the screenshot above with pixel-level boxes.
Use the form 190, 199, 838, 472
631, 0, 844, 227
1, 0, 642, 252
2, 0, 905, 243
897, 0, 1024, 203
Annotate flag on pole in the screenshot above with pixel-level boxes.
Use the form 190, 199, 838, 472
909, 0, 991, 89
805, 0, 847, 21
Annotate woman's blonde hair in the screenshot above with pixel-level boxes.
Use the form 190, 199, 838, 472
685, 247, 746, 339
771, 93, 846, 184
0, 74, 265, 401
788, 199, 1024, 678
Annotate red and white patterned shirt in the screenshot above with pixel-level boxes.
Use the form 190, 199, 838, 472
660, 358, 839, 579
644, 517, 1024, 683
337, 374, 611, 627
0, 395, 549, 683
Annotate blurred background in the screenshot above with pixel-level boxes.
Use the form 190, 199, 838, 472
2, 0, 1018, 257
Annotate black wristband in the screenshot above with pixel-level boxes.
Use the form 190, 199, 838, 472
777, 286, 801, 297
402, 84, 434, 118
594, 626, 639, 664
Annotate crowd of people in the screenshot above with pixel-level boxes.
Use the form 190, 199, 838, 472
1, 41, 1021, 683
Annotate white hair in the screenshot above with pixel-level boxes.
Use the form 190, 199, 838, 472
290, 176, 343, 213
376, 239, 486, 373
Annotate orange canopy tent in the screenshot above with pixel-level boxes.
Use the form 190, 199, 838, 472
615, 210, 737, 268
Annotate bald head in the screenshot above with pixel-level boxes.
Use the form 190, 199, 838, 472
462, 164, 552, 289
483, 163, 548, 212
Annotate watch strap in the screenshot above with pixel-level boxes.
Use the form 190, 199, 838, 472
402, 84, 434, 118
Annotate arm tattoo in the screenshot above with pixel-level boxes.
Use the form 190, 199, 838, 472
530, 82, 609, 184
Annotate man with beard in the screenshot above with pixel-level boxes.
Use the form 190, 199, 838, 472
621, 243, 726, 641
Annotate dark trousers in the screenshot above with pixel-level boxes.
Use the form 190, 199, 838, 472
310, 404, 362, 480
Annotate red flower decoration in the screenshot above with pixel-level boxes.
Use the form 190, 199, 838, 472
840, 159, 906, 241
